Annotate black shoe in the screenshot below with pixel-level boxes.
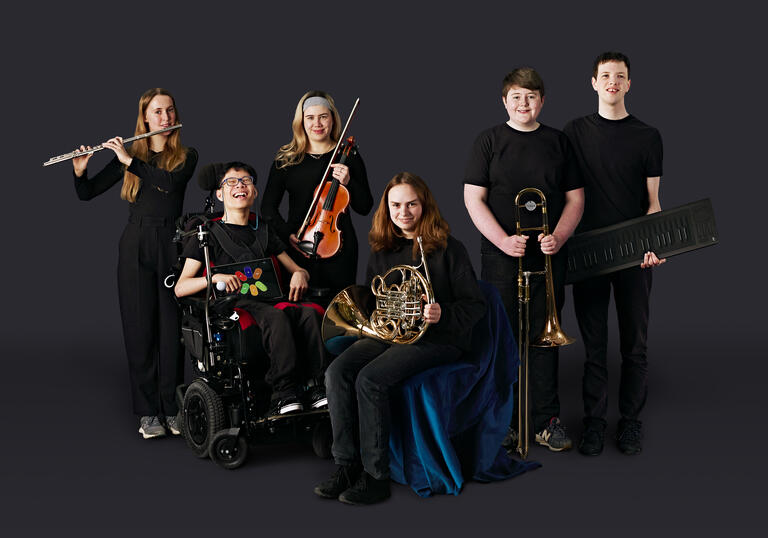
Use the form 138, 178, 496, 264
267, 394, 303, 417
308, 386, 328, 409
616, 419, 643, 455
338, 471, 391, 505
535, 417, 573, 452
579, 425, 605, 456
502, 426, 519, 450
314, 463, 362, 499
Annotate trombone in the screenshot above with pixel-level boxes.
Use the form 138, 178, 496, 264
514, 188, 575, 459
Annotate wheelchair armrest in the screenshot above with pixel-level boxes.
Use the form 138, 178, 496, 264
178, 296, 207, 311
210, 294, 239, 316
178, 294, 238, 316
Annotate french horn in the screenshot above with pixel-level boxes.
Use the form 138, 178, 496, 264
322, 236, 434, 350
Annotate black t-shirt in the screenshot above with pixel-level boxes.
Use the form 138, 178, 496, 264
464, 123, 583, 254
74, 147, 198, 218
181, 218, 287, 267
563, 114, 663, 232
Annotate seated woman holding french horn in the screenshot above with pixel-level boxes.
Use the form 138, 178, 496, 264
314, 172, 486, 505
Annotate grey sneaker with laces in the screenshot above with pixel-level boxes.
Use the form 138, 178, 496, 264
165, 414, 181, 436
535, 417, 573, 452
139, 416, 166, 439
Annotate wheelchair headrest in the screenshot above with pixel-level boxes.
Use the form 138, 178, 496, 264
197, 163, 228, 192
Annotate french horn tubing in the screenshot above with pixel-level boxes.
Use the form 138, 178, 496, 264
322, 236, 434, 348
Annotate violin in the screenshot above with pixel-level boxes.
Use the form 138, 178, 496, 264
296, 136, 357, 258
295, 97, 360, 258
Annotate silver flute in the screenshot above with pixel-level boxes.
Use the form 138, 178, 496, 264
42, 124, 183, 167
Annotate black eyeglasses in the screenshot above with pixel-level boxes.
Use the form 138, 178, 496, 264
220, 176, 255, 187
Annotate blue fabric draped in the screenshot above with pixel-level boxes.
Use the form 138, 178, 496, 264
388, 280, 541, 497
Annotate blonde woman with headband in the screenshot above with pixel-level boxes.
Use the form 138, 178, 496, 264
261, 90, 373, 305
72, 88, 198, 440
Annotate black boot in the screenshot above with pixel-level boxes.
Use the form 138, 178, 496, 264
338, 471, 391, 505
616, 418, 643, 455
578, 418, 606, 456
314, 463, 362, 499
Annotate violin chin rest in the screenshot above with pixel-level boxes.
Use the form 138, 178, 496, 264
297, 240, 316, 256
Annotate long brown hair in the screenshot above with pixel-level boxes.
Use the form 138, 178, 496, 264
120, 88, 187, 202
274, 90, 342, 169
369, 172, 450, 258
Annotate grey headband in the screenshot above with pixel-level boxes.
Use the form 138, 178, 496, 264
303, 96, 332, 111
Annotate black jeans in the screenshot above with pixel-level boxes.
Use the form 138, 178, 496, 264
238, 302, 326, 398
481, 250, 568, 432
572, 266, 652, 426
325, 338, 461, 479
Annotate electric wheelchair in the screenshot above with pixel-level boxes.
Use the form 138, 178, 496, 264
171, 206, 333, 470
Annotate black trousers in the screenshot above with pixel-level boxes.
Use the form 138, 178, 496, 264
572, 266, 652, 426
481, 250, 568, 433
238, 301, 326, 397
117, 216, 183, 417
325, 338, 461, 479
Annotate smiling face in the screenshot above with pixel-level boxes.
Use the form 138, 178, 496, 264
143, 94, 177, 134
503, 85, 544, 131
388, 183, 423, 238
216, 168, 257, 211
592, 60, 631, 106
303, 105, 333, 147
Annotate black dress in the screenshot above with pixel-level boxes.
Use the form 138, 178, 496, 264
74, 148, 198, 416
261, 150, 373, 303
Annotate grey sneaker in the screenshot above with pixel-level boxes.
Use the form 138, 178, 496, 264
165, 414, 181, 436
535, 417, 573, 452
139, 416, 166, 439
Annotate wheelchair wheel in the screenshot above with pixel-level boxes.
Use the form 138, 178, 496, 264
210, 429, 248, 470
182, 380, 225, 458
311, 419, 333, 460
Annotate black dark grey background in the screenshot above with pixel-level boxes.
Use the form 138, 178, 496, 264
4, 1, 764, 535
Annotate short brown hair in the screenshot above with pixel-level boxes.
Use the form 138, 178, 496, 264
592, 51, 631, 78
501, 67, 545, 98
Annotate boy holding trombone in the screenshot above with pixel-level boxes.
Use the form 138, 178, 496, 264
464, 67, 584, 453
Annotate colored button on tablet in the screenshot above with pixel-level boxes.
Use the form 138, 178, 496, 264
255, 281, 267, 292
249, 284, 259, 296
243, 266, 253, 278
235, 271, 247, 281
253, 268, 262, 279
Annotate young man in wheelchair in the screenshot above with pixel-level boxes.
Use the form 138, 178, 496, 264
174, 161, 328, 416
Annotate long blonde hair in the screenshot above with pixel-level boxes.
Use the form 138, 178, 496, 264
274, 90, 342, 169
120, 88, 187, 202
369, 172, 450, 259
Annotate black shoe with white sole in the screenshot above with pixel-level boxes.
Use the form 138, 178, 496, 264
308, 386, 328, 409
267, 395, 304, 417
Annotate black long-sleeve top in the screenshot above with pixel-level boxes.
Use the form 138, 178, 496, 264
261, 150, 373, 294
365, 235, 487, 352
73, 148, 199, 218
261, 150, 373, 244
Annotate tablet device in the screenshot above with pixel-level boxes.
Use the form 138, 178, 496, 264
210, 258, 284, 301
